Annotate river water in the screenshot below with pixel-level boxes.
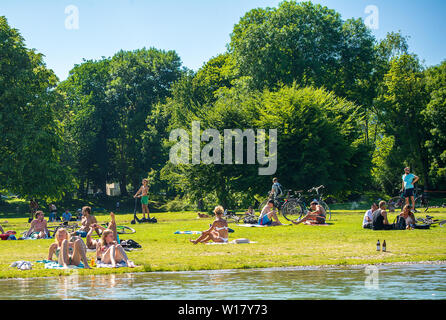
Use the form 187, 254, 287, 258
1, 263, 445, 300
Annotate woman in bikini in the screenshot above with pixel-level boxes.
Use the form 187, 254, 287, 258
25, 211, 50, 239
190, 205, 229, 244
134, 179, 150, 220
48, 228, 91, 269
85, 212, 119, 250
96, 229, 135, 268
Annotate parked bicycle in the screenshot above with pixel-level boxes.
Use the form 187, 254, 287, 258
281, 185, 331, 222
387, 187, 429, 212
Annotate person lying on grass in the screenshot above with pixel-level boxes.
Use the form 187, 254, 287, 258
48, 228, 91, 269
25, 211, 50, 239
292, 200, 326, 225
190, 205, 229, 244
75, 206, 99, 237
96, 229, 135, 268
85, 212, 119, 249
258, 200, 283, 226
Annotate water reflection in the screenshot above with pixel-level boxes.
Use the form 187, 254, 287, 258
0, 264, 445, 300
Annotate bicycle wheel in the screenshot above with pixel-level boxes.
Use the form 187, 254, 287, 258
115, 225, 136, 234
258, 199, 268, 213
415, 196, 429, 212
282, 200, 305, 222
319, 200, 331, 221
388, 197, 403, 211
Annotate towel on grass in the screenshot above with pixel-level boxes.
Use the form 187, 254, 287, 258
36, 259, 84, 269
96, 260, 134, 268
205, 239, 256, 245
174, 230, 202, 235
10, 261, 32, 270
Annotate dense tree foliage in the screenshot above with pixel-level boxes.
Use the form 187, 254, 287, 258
0, 16, 72, 200
1, 0, 445, 208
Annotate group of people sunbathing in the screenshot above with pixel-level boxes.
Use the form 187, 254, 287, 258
26, 207, 135, 269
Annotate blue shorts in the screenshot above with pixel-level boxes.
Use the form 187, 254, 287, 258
75, 230, 87, 238
259, 215, 272, 226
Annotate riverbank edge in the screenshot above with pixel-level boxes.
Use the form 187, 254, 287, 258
1, 259, 445, 281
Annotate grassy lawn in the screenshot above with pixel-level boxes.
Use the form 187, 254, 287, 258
0, 209, 445, 279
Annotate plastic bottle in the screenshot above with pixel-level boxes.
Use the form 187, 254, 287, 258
90, 257, 95, 267
376, 240, 380, 251
382, 240, 386, 252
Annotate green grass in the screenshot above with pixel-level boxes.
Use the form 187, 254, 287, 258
0, 209, 445, 279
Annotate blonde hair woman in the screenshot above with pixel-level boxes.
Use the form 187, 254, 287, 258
48, 228, 91, 269
96, 229, 135, 268
190, 205, 229, 244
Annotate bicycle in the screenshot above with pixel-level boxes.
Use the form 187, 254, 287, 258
258, 189, 304, 221
100, 223, 136, 234
387, 187, 429, 212
281, 185, 331, 222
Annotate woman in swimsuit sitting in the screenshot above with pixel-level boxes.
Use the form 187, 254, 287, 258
85, 212, 119, 250
48, 228, 91, 269
96, 229, 135, 268
25, 211, 50, 239
190, 205, 229, 244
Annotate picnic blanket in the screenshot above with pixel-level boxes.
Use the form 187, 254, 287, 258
36, 259, 84, 269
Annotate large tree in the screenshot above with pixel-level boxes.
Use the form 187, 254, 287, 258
0, 16, 72, 200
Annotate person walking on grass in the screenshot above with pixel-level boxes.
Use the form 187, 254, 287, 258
259, 199, 283, 226
29, 199, 39, 223
401, 167, 419, 212
134, 178, 150, 221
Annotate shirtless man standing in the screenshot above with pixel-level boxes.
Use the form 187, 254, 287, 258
134, 178, 150, 220
292, 200, 326, 225
25, 211, 49, 239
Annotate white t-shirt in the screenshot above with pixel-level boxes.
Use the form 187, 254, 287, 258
363, 209, 373, 226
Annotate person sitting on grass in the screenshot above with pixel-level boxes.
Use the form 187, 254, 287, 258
245, 206, 255, 216
75, 206, 99, 237
372, 201, 393, 230
96, 229, 135, 268
292, 200, 326, 225
85, 212, 119, 249
363, 203, 378, 229
25, 211, 50, 239
48, 228, 91, 269
62, 209, 72, 222
258, 200, 283, 226
190, 205, 230, 244
400, 204, 416, 229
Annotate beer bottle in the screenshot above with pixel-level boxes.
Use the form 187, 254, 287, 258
382, 240, 386, 252
376, 240, 380, 251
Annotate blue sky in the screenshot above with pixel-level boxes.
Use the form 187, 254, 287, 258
2, 0, 445, 81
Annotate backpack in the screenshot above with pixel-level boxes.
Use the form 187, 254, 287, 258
243, 215, 258, 224
121, 239, 141, 249
393, 216, 407, 230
